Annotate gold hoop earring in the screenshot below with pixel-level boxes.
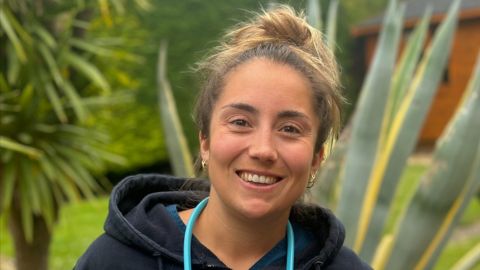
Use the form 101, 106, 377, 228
307, 171, 317, 188
201, 160, 208, 170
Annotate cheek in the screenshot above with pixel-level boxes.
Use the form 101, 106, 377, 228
279, 143, 315, 176
209, 132, 245, 164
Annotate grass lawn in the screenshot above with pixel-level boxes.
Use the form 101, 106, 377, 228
0, 166, 479, 269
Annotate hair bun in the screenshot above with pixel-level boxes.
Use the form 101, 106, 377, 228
259, 7, 312, 46
228, 6, 314, 48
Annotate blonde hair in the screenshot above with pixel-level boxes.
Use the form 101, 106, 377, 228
194, 5, 342, 169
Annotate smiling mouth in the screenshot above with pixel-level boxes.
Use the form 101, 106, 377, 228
237, 171, 282, 185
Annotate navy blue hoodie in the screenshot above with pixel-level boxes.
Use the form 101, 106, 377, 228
74, 174, 371, 269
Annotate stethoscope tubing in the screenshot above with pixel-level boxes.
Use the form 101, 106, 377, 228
183, 197, 295, 270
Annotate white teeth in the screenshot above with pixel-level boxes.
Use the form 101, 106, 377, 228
259, 175, 266, 183
239, 172, 277, 184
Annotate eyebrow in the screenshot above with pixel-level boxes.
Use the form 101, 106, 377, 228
222, 103, 310, 120
277, 110, 310, 121
221, 103, 258, 114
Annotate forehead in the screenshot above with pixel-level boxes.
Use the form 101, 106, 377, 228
217, 58, 315, 113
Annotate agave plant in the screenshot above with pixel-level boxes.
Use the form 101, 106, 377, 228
157, 41, 195, 177
312, 0, 480, 268
306, 0, 339, 54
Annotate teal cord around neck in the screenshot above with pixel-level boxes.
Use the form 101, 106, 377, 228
183, 197, 295, 270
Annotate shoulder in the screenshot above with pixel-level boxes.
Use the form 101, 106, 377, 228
73, 233, 157, 270
324, 246, 372, 270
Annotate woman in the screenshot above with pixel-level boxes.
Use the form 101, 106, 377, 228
75, 6, 371, 270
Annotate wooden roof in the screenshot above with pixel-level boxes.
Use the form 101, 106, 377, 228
353, 0, 480, 37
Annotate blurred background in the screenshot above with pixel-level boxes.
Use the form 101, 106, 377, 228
1, 0, 479, 269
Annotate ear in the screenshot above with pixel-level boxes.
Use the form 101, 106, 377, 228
199, 132, 210, 161
311, 146, 325, 172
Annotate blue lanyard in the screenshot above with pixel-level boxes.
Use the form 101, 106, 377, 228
183, 197, 295, 270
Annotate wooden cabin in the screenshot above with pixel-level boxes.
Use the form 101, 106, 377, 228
352, 0, 480, 148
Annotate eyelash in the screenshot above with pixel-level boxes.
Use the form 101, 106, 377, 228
229, 118, 250, 127
280, 125, 300, 134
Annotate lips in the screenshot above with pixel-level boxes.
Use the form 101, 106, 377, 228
237, 171, 282, 185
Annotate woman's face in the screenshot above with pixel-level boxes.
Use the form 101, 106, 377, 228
200, 58, 323, 221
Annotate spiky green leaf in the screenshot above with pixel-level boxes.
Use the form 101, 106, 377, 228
336, 0, 404, 247
423, 53, 480, 269
326, 0, 338, 53
0, 136, 42, 158
358, 3, 457, 260
63, 51, 111, 93
157, 41, 194, 177
0, 162, 16, 212
385, 49, 480, 270
383, 7, 431, 138
306, 0, 322, 30
0, 7, 27, 62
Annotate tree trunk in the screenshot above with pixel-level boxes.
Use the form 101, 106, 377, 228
8, 201, 52, 270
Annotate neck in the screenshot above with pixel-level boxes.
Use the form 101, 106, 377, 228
180, 196, 290, 270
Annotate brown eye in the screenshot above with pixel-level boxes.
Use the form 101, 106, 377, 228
281, 125, 300, 134
230, 119, 249, 127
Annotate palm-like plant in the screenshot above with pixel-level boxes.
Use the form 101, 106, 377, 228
0, 0, 148, 269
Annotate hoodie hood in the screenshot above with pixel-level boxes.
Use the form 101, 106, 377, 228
104, 174, 346, 269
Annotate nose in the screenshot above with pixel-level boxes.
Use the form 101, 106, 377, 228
248, 128, 278, 162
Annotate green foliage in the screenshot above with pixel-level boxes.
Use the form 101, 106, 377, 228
77, 8, 168, 171
87, 100, 168, 171
0, 0, 132, 246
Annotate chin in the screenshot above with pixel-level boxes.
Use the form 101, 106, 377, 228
237, 200, 286, 220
